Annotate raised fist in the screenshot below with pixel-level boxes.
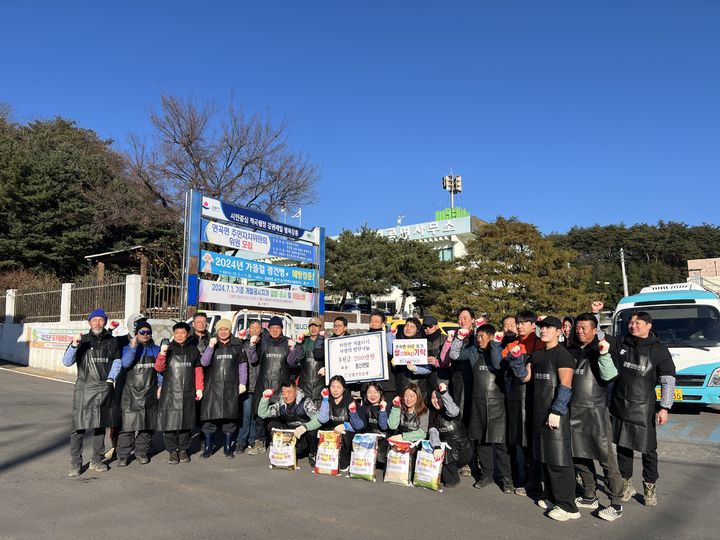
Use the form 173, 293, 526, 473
109, 320, 120, 330
160, 343, 169, 354
237, 328, 247, 338
130, 336, 138, 348
598, 340, 610, 355
446, 330, 456, 342
209, 337, 218, 348
433, 448, 444, 462
493, 331, 504, 342
475, 317, 487, 327
458, 328, 471, 339
319, 330, 326, 337
72, 334, 82, 347
348, 401, 357, 414
250, 335, 259, 345
195, 389, 203, 401
288, 339, 296, 350
321, 388, 330, 399
262, 388, 274, 399
392, 396, 402, 407
297, 334, 305, 343
510, 345, 522, 356
379, 400, 387, 412
591, 301, 604, 314
317, 367, 325, 377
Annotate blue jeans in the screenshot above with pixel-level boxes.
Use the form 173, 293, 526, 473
236, 392, 256, 448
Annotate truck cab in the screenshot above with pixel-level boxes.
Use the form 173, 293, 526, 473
612, 283, 720, 405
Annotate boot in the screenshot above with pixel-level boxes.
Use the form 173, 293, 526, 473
643, 482, 657, 507
201, 432, 214, 459
247, 440, 266, 455
223, 432, 235, 459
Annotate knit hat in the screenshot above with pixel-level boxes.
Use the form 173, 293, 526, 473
268, 316, 283, 328
135, 321, 152, 334
215, 319, 232, 331
88, 308, 108, 322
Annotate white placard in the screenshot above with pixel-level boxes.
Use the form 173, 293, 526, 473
392, 338, 428, 365
324, 332, 388, 384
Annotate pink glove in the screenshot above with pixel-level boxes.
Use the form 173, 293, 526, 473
493, 331, 504, 343
238, 328, 248, 338
458, 328, 470, 339
321, 388, 330, 399
598, 340, 610, 355
297, 334, 305, 343
262, 389, 274, 399
475, 317, 487, 327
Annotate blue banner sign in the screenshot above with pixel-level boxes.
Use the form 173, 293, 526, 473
200, 250, 316, 287
201, 219, 316, 264
201, 196, 313, 241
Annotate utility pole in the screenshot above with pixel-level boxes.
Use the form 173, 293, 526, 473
620, 247, 629, 297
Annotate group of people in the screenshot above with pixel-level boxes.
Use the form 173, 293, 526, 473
63, 303, 676, 523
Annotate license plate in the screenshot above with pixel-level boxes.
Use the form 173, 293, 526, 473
655, 388, 683, 400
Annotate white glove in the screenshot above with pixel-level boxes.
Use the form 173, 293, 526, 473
250, 335, 259, 345
293, 425, 307, 439
238, 384, 246, 395
72, 334, 82, 347
209, 337, 218, 348
598, 340, 610, 355
406, 361, 417, 373
317, 367, 325, 377
547, 413, 560, 429
334, 424, 346, 435
195, 389, 203, 400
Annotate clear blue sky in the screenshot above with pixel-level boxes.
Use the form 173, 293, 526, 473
2, 0, 719, 236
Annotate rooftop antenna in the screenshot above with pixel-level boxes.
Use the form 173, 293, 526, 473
441, 168, 462, 209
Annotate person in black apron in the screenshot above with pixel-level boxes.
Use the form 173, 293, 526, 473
257, 380, 322, 465
468, 324, 513, 492
367, 311, 396, 402
422, 315, 447, 390
116, 320, 161, 466
62, 308, 121, 477
189, 312, 211, 449
249, 316, 297, 455
155, 322, 203, 464
428, 383, 474, 488
199, 319, 248, 459
358, 382, 390, 465
293, 317, 326, 408
610, 311, 676, 508
524, 316, 578, 522
236, 320, 262, 454
567, 313, 624, 521
316, 375, 364, 470
387, 383, 429, 443
392, 318, 432, 397
440, 308, 479, 426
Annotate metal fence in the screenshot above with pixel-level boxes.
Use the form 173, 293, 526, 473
70, 281, 126, 321
14, 287, 62, 323
145, 279, 181, 319
0, 294, 6, 324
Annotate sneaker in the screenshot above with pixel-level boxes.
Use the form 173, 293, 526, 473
598, 505, 623, 522
168, 451, 179, 464
178, 450, 190, 463
537, 499, 555, 510
501, 482, 515, 495
247, 440, 266, 455
548, 507, 581, 522
621, 479, 636, 502
137, 456, 150, 465
473, 476, 494, 489
68, 465, 81, 477
235, 445, 247, 455
459, 464, 472, 477
116, 457, 129, 467
514, 486, 527, 497
444, 480, 460, 488
340, 466, 350, 473
308, 453, 316, 468
643, 482, 657, 507
89, 461, 108, 472
575, 496, 599, 509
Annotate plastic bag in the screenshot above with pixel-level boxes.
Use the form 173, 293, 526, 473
383, 439, 416, 486
412, 440, 447, 491
314, 430, 341, 475
268, 428, 297, 470
349, 433, 382, 482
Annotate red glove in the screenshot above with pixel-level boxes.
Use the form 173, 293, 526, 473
391, 326, 398, 335
475, 317, 487, 327
348, 402, 357, 414
446, 330, 456, 342
238, 328, 248, 338
598, 340, 610, 355
510, 345, 522, 356
379, 400, 387, 412
109, 320, 120, 330
321, 388, 330, 399
493, 331, 504, 343
297, 334, 305, 343
392, 396, 401, 407
458, 328, 471, 339
262, 389, 274, 399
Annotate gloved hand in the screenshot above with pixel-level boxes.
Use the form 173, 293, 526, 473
509, 345, 522, 357
348, 401, 357, 414
293, 425, 307, 439
287, 339, 296, 350
297, 334, 305, 343
428, 356, 439, 367
475, 317, 487, 327
446, 330, 456, 342
546, 413, 560, 429
156, 388, 162, 400
208, 337, 217, 348
392, 396, 402, 407
238, 384, 247, 395
598, 339, 610, 355
458, 328, 471, 340
334, 424, 346, 435
106, 378, 114, 386
433, 448, 444, 462
262, 388, 274, 399
249, 334, 259, 345
237, 328, 248, 339
493, 331, 504, 343
406, 361, 417, 373
591, 300, 604, 313
317, 367, 325, 377
72, 333, 82, 347
379, 400, 387, 412
321, 388, 330, 400
195, 389, 203, 401
160, 342, 169, 354
437, 383, 447, 394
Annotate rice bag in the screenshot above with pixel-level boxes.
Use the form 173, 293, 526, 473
412, 440, 448, 491
383, 439, 416, 486
314, 430, 341, 475
349, 433, 382, 482
268, 428, 298, 470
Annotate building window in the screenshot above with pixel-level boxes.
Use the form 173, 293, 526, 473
439, 247, 453, 262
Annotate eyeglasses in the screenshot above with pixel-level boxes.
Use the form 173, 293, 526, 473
138, 330, 152, 336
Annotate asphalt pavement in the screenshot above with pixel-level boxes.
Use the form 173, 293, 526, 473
0, 364, 718, 540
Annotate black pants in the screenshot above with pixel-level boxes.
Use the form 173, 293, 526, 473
443, 443, 474, 485
616, 445, 659, 483
163, 430, 191, 452
255, 415, 268, 443
266, 420, 317, 456
512, 444, 542, 491
338, 431, 353, 470
69, 428, 105, 466
543, 463, 578, 513
117, 430, 153, 459
202, 419, 237, 435
476, 441, 512, 481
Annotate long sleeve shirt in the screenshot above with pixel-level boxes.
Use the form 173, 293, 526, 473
200, 341, 249, 386
120, 343, 164, 386
63, 343, 121, 380
155, 348, 204, 391
387, 407, 429, 442
316, 398, 365, 432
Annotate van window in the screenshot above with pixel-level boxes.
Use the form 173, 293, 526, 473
614, 305, 720, 347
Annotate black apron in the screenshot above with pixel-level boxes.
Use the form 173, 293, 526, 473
505, 376, 529, 447
569, 343, 610, 461
531, 349, 573, 467
432, 410, 472, 463
253, 336, 290, 414
325, 392, 352, 428
399, 410, 421, 434
120, 346, 158, 431
298, 337, 325, 403
393, 335, 430, 396
201, 339, 243, 421
156, 345, 197, 431
278, 398, 311, 428
426, 330, 448, 388
468, 348, 506, 443
448, 335, 476, 426
610, 339, 659, 453
71, 333, 120, 431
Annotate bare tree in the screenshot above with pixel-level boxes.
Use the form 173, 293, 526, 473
125, 94, 319, 215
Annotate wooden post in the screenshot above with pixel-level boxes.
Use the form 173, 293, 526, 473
97, 262, 105, 285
